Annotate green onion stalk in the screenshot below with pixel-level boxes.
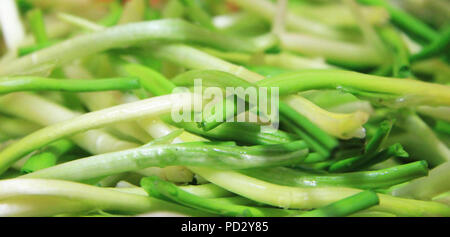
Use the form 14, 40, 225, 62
0, 76, 139, 94
0, 19, 276, 76
190, 167, 450, 217
243, 161, 428, 190
22, 141, 309, 181
0, 178, 211, 217
0, 93, 195, 174
0, 93, 139, 155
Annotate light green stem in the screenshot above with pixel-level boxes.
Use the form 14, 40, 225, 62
0, 93, 193, 174
0, 19, 275, 76
0, 178, 210, 216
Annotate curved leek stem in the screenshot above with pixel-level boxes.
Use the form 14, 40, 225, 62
0, 93, 193, 174
297, 191, 379, 217
0, 195, 91, 217
0, 76, 139, 94
417, 106, 450, 123
391, 161, 450, 200
141, 176, 301, 217
147, 44, 264, 83
243, 161, 428, 189
0, 115, 40, 138
201, 47, 335, 70
357, 0, 439, 42
279, 33, 383, 67
20, 139, 75, 174
0, 19, 275, 76
228, 0, 347, 40
257, 69, 450, 106
377, 26, 411, 78
284, 95, 369, 139
0, 93, 139, 155
22, 142, 308, 181
190, 167, 450, 217
0, 178, 210, 216
411, 26, 450, 61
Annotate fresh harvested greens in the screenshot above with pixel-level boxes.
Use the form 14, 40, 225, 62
0, 0, 449, 218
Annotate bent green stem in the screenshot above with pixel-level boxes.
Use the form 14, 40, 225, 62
256, 69, 450, 106
141, 176, 300, 217
190, 167, 450, 216
0, 19, 275, 76
0, 76, 140, 94
20, 139, 75, 174
0, 93, 193, 174
0, 178, 210, 216
242, 161, 428, 189
22, 142, 309, 181
297, 191, 379, 217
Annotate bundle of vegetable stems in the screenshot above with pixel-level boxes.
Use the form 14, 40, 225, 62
0, 0, 449, 217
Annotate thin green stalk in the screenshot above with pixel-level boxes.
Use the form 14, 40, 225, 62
20, 139, 75, 174
190, 167, 450, 216
22, 141, 309, 181
141, 176, 301, 217
432, 191, 450, 206
146, 44, 265, 83
283, 94, 369, 139
391, 160, 450, 200
0, 93, 139, 155
18, 40, 57, 56
328, 143, 408, 173
297, 191, 379, 217
357, 0, 439, 42
411, 26, 450, 62
167, 120, 297, 145
0, 116, 40, 138
179, 0, 215, 30
163, 0, 185, 18
0, 19, 276, 76
279, 32, 383, 67
57, 12, 106, 32
0, 195, 91, 217
201, 48, 335, 70
0, 178, 210, 216
118, 0, 146, 24
0, 93, 193, 174
417, 106, 450, 123
243, 161, 428, 189
99, 1, 123, 26
343, 0, 388, 56
123, 64, 176, 96
228, 0, 348, 40
279, 115, 330, 157
388, 113, 450, 167
0, 76, 140, 94
26, 9, 48, 44
365, 120, 393, 154
279, 101, 338, 151
377, 26, 411, 78
288, 2, 389, 28
111, 183, 235, 199
256, 69, 450, 106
